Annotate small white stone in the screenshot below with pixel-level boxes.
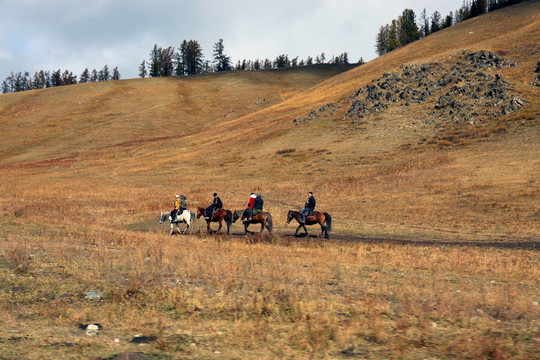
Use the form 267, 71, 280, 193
114, 338, 120, 343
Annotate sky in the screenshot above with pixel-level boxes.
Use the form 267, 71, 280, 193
0, 0, 461, 81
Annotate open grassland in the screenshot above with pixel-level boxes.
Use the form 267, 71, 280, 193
0, 2, 539, 358
1, 231, 539, 359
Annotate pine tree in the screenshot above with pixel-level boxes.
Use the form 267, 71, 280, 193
100, 65, 110, 81
149, 44, 161, 77
79, 68, 90, 83
159, 46, 175, 76
51, 70, 62, 87
471, 0, 487, 17
420, 8, 430, 37
181, 40, 203, 75
139, 60, 147, 78
443, 12, 454, 29
388, 20, 401, 51
91, 69, 98, 82
274, 54, 289, 68
112, 67, 120, 80
431, 11, 442, 33
399, 9, 420, 45
176, 40, 188, 76
1, 80, 9, 94
375, 25, 389, 55
212, 38, 231, 72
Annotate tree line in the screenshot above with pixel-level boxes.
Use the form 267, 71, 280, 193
138, 38, 357, 78
1, 65, 120, 94
2, 0, 526, 94
376, 0, 526, 55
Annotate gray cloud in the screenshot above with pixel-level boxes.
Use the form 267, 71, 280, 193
0, 0, 460, 81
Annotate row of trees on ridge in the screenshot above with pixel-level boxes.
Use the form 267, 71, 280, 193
138, 38, 356, 78
375, 0, 527, 55
1, 65, 119, 94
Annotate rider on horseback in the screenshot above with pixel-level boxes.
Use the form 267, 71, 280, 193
300, 192, 316, 223
253, 193, 264, 217
205, 193, 222, 220
171, 195, 180, 222
243, 193, 256, 221
171, 194, 187, 222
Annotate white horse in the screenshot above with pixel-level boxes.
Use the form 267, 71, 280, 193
160, 210, 196, 235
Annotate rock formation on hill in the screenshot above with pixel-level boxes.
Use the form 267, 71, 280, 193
294, 50, 524, 127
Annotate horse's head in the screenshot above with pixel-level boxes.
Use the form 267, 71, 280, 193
159, 212, 168, 224
196, 207, 204, 219
232, 211, 240, 223
286, 210, 295, 224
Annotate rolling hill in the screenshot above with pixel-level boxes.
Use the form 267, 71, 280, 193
1, 1, 538, 242
0, 2, 539, 359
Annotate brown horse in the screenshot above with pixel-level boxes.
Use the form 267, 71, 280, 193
286, 210, 332, 238
232, 210, 273, 234
196, 207, 233, 234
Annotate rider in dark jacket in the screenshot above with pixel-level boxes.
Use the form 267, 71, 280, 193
205, 193, 222, 219
253, 194, 264, 216
300, 192, 316, 223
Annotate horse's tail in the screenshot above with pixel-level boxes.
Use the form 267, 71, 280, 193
266, 212, 273, 232
324, 213, 332, 233
190, 211, 196, 223
226, 210, 233, 229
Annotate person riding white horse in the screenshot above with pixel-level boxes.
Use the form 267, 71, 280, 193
161, 194, 193, 235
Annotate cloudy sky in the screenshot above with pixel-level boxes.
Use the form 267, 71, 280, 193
0, 0, 460, 81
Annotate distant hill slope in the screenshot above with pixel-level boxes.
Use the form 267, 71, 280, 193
0, 1, 538, 241
0, 64, 356, 163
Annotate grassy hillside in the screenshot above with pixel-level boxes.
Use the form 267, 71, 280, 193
0, 2, 539, 359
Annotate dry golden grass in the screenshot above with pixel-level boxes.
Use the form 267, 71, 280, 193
1, 229, 539, 359
0, 2, 539, 359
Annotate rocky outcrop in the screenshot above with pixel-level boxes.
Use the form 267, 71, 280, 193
533, 61, 540, 86
294, 50, 524, 126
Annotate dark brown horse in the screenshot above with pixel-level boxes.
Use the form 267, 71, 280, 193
196, 207, 233, 234
232, 210, 273, 234
286, 210, 332, 238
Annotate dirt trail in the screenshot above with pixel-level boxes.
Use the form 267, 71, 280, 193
192, 229, 539, 251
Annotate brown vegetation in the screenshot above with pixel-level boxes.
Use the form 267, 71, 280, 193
0, 2, 539, 358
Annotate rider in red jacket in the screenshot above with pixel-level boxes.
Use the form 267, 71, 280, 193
243, 193, 256, 221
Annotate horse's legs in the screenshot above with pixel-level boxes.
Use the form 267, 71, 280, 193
244, 222, 249, 234
295, 224, 302, 236
170, 223, 174, 235
260, 222, 264, 233
303, 224, 308, 236
206, 220, 212, 233
182, 221, 189, 235
217, 219, 222, 234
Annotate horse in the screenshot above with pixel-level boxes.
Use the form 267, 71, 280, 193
232, 210, 273, 234
196, 207, 233, 234
286, 210, 332, 238
160, 210, 196, 235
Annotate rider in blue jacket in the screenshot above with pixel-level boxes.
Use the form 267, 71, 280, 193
300, 192, 316, 223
